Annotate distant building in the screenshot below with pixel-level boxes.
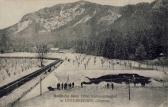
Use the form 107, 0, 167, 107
50, 48, 60, 52
159, 53, 164, 57
50, 48, 74, 53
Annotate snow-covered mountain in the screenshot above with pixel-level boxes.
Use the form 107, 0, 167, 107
7, 1, 121, 37
0, 0, 168, 55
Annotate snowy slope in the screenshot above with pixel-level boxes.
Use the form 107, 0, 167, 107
9, 52, 168, 107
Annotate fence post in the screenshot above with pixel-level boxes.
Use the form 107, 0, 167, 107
128, 79, 131, 101
40, 76, 42, 96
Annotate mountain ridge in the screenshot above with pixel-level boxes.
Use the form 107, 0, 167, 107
0, 0, 168, 59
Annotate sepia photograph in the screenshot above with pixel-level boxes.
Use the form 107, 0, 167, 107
0, 0, 168, 107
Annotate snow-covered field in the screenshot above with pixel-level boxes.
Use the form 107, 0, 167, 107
0, 52, 165, 107
15, 86, 168, 107
0, 58, 53, 87
0, 56, 60, 107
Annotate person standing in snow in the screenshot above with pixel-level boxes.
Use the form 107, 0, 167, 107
57, 83, 60, 90
61, 83, 64, 90
111, 83, 114, 90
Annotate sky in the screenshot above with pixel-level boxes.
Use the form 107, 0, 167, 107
0, 0, 155, 29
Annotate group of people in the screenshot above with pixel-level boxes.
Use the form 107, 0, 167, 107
106, 83, 114, 89
56, 82, 75, 90
48, 82, 115, 91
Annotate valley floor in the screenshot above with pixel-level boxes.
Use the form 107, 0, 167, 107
0, 52, 168, 107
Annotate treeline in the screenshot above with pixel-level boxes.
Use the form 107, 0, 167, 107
53, 27, 167, 60
0, 33, 33, 53
0, 33, 10, 53
1, 29, 167, 61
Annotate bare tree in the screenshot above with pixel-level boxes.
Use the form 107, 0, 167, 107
35, 42, 49, 67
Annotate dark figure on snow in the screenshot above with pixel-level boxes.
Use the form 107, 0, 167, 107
81, 82, 83, 88
68, 83, 72, 89
72, 82, 74, 88
61, 83, 64, 90
57, 83, 60, 90
64, 83, 67, 90
141, 82, 146, 87
48, 86, 55, 91
107, 83, 109, 88
111, 83, 114, 90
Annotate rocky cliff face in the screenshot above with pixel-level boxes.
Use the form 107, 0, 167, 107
5, 1, 121, 42
0, 0, 167, 57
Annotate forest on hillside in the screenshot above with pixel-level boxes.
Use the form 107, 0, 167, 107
0, 0, 168, 60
